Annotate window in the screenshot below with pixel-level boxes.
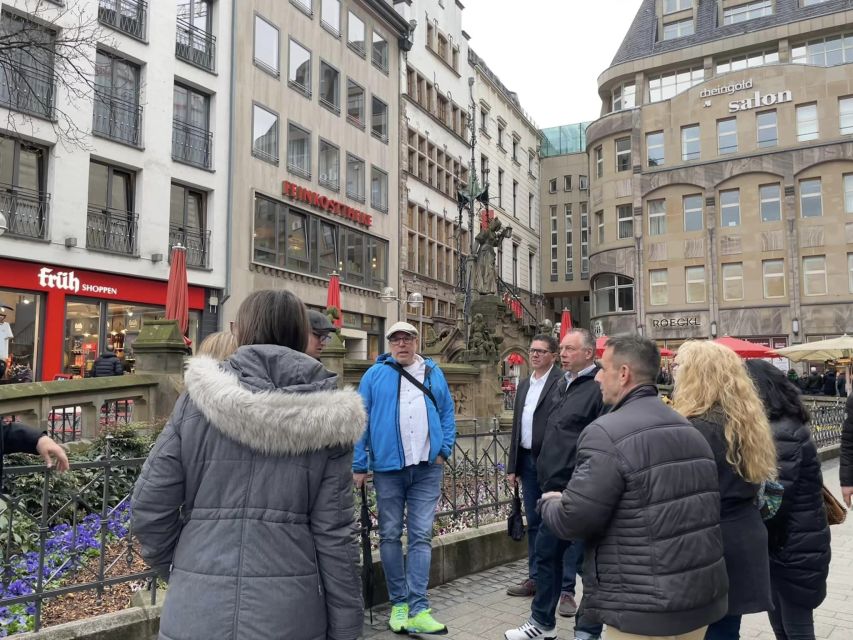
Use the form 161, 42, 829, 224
172, 84, 211, 169
372, 31, 388, 71
664, 0, 691, 13
757, 110, 778, 148
0, 12, 56, 119
549, 205, 558, 277
0, 135, 47, 239
291, 0, 312, 14
548, 178, 557, 193
617, 204, 633, 239
563, 175, 572, 191
791, 32, 853, 67
615, 137, 631, 172
800, 179, 822, 217
649, 269, 668, 306
287, 123, 311, 178
252, 104, 278, 164
254, 15, 279, 75
845, 174, 853, 214
716, 49, 779, 74
347, 154, 365, 202
371, 96, 388, 142
611, 82, 636, 112
759, 184, 781, 222
347, 79, 364, 128
796, 103, 819, 141
579, 175, 588, 190
685, 266, 706, 303
512, 138, 519, 162
288, 39, 311, 96
319, 139, 339, 190
497, 122, 505, 149
802, 256, 827, 296
647, 131, 665, 166
849, 254, 853, 293
321, 0, 340, 35
529, 151, 536, 175
480, 106, 488, 133
649, 199, 666, 236
803, 0, 831, 4
512, 244, 519, 287
722, 263, 744, 301
723, 0, 772, 25
565, 204, 574, 276
86, 160, 136, 255
683, 194, 703, 232
528, 193, 534, 228
347, 12, 365, 54
592, 274, 634, 314
662, 18, 694, 41
596, 210, 605, 244
595, 146, 604, 177
682, 124, 700, 161
498, 169, 504, 208
370, 166, 388, 213
581, 203, 589, 274
93, 51, 141, 146
169, 183, 208, 267
175, 0, 214, 71
512, 180, 518, 217
763, 260, 785, 298
717, 118, 737, 155
319, 61, 340, 113
720, 189, 740, 227
841, 97, 853, 135
648, 67, 703, 102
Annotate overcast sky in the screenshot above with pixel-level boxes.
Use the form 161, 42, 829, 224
462, 0, 642, 128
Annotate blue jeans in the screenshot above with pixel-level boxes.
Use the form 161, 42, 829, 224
517, 449, 582, 592
705, 615, 742, 640
373, 462, 443, 616
530, 521, 603, 637
768, 589, 816, 640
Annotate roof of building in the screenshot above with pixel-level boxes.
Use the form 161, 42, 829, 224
540, 123, 590, 157
468, 48, 538, 130
610, 0, 849, 68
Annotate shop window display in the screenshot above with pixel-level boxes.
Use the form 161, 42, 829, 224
0, 291, 40, 382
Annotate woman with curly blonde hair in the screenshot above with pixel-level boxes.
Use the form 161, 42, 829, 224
672, 340, 777, 640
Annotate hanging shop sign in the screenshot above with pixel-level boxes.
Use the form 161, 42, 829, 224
282, 180, 373, 228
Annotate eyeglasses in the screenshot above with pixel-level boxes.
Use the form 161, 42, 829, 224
313, 332, 332, 344
528, 348, 553, 356
389, 334, 416, 345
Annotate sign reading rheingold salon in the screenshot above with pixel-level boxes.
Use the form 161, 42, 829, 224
699, 78, 793, 113
282, 180, 373, 228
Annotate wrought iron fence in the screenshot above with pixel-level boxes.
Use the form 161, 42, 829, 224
92, 92, 143, 147
86, 207, 139, 256
175, 19, 216, 72
169, 224, 210, 269
0, 184, 49, 240
806, 398, 845, 449
97, 0, 147, 40
0, 60, 54, 119
172, 120, 213, 169
0, 440, 159, 634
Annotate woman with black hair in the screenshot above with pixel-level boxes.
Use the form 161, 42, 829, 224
745, 359, 831, 640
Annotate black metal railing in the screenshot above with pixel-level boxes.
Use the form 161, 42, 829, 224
169, 224, 210, 269
97, 0, 147, 40
0, 60, 54, 119
172, 120, 213, 169
175, 18, 215, 72
806, 398, 845, 449
92, 92, 142, 147
0, 183, 49, 240
0, 441, 160, 633
86, 206, 139, 256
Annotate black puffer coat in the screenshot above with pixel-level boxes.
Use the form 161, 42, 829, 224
540, 385, 728, 636
690, 410, 772, 617
766, 416, 830, 608
841, 394, 853, 487
91, 352, 123, 377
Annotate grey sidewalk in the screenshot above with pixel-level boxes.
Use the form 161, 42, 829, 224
362, 458, 852, 639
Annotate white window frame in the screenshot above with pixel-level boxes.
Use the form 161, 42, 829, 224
720, 189, 740, 228
763, 259, 786, 299
649, 67, 704, 102
759, 184, 781, 222
845, 174, 853, 214
548, 178, 557, 193
840, 97, 853, 135
802, 255, 827, 296
565, 204, 573, 276
849, 253, 853, 293
648, 199, 666, 236
596, 210, 605, 245
757, 110, 778, 148
683, 194, 703, 232
370, 165, 388, 213
615, 137, 631, 172
664, 0, 691, 13
611, 82, 636, 112
682, 124, 700, 161
721, 262, 744, 302
723, 0, 773, 25
549, 205, 558, 277
717, 117, 738, 155
796, 103, 819, 142
563, 175, 572, 191
685, 266, 706, 303
800, 178, 822, 218
662, 18, 694, 41
716, 49, 779, 74
617, 204, 633, 240
580, 202, 589, 274
286, 122, 311, 178
646, 131, 664, 166
595, 146, 604, 178
649, 269, 668, 306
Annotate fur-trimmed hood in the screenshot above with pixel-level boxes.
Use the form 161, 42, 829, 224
183, 345, 365, 455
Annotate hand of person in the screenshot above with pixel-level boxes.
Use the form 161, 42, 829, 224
353, 472, 368, 488
35, 436, 69, 472
435, 455, 445, 465
541, 491, 562, 501
507, 473, 517, 487
842, 486, 853, 508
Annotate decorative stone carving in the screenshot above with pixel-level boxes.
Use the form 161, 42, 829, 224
683, 238, 704, 259
761, 230, 784, 252
469, 313, 497, 357
472, 218, 513, 295
720, 235, 742, 255
449, 383, 470, 416
648, 242, 667, 262
799, 226, 824, 248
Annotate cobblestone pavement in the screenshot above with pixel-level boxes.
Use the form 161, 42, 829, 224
362, 458, 852, 639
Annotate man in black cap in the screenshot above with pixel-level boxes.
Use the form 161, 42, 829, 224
307, 310, 334, 359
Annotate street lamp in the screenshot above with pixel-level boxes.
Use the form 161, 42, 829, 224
380, 287, 426, 348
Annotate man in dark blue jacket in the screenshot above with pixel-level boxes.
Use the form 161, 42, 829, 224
353, 321, 455, 635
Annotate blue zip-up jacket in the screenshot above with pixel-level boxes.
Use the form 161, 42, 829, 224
353, 353, 456, 473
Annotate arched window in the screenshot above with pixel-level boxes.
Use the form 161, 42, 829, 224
592, 274, 634, 315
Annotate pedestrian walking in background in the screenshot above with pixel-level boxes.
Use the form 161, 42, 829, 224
505, 329, 604, 640
836, 371, 847, 398
196, 330, 237, 361
673, 341, 776, 640
307, 309, 335, 359
540, 334, 728, 640
822, 368, 837, 397
505, 334, 582, 617
133, 289, 366, 640
840, 392, 853, 508
90, 346, 124, 377
746, 359, 830, 640
353, 321, 456, 635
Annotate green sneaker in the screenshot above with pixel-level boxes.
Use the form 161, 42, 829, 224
406, 609, 447, 635
388, 603, 409, 633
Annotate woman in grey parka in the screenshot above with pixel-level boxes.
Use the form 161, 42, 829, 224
132, 290, 366, 640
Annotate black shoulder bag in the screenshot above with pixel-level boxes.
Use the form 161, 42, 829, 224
384, 361, 438, 409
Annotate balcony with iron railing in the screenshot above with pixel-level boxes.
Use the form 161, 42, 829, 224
169, 224, 210, 269
175, 18, 215, 72
0, 183, 49, 240
86, 206, 138, 256
172, 120, 213, 169
92, 91, 142, 147
97, 0, 147, 40
0, 60, 54, 119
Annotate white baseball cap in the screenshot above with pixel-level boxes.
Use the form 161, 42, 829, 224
385, 321, 419, 339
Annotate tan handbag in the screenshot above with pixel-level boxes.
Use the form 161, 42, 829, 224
822, 485, 847, 525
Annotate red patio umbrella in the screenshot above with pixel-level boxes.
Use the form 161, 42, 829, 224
713, 335, 778, 359
165, 244, 189, 336
559, 309, 572, 342
326, 272, 343, 328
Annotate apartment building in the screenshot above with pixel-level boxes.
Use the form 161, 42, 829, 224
0, 0, 230, 381
227, 0, 410, 360
587, 0, 853, 352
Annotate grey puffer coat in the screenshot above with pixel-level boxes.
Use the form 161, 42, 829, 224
132, 345, 367, 640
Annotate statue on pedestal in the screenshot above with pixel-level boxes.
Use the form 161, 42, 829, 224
471, 218, 513, 295
469, 313, 497, 357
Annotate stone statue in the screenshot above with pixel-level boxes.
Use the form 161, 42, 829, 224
469, 313, 496, 356
471, 218, 512, 295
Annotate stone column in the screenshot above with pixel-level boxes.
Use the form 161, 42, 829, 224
319, 333, 347, 382
131, 319, 188, 421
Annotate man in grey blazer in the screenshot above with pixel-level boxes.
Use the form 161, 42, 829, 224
505, 334, 578, 613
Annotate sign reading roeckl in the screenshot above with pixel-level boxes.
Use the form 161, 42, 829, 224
282, 180, 373, 228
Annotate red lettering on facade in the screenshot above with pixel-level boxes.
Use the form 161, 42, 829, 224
281, 181, 372, 228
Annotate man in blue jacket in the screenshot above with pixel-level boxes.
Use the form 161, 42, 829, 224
353, 321, 456, 635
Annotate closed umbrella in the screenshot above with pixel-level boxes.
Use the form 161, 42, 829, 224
165, 244, 189, 337
713, 335, 778, 358
559, 309, 572, 342
326, 272, 343, 328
